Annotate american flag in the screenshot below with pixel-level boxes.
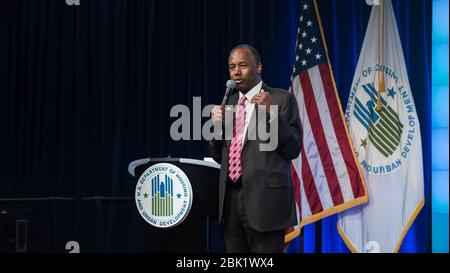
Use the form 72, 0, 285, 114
285, 0, 368, 243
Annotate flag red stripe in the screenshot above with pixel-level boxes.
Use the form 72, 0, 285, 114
298, 72, 345, 206
301, 148, 324, 214
318, 63, 365, 198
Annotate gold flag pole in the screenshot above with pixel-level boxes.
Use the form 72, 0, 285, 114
376, 0, 385, 112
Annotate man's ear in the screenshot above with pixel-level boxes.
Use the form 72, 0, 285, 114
257, 64, 262, 75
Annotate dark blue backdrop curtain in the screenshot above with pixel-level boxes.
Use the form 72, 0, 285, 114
0, 0, 430, 252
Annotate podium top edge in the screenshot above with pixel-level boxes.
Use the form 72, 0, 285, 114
128, 157, 220, 177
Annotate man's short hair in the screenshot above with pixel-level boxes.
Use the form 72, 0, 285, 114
231, 44, 262, 65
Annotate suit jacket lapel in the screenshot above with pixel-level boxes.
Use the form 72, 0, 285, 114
242, 83, 269, 148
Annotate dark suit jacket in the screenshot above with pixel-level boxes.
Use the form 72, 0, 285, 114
209, 83, 302, 232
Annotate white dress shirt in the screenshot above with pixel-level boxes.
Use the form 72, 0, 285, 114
238, 81, 263, 145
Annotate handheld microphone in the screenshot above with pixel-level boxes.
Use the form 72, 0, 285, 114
221, 80, 236, 107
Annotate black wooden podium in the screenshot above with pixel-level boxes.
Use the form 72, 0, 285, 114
128, 157, 224, 252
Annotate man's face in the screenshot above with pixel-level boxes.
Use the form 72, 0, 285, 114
228, 48, 262, 92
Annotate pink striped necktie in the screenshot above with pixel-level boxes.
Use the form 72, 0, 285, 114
228, 96, 247, 182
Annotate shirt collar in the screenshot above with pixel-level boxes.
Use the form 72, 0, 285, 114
239, 81, 263, 102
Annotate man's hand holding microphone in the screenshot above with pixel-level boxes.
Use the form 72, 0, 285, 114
211, 80, 236, 138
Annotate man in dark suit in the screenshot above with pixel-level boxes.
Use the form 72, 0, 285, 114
209, 44, 302, 253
